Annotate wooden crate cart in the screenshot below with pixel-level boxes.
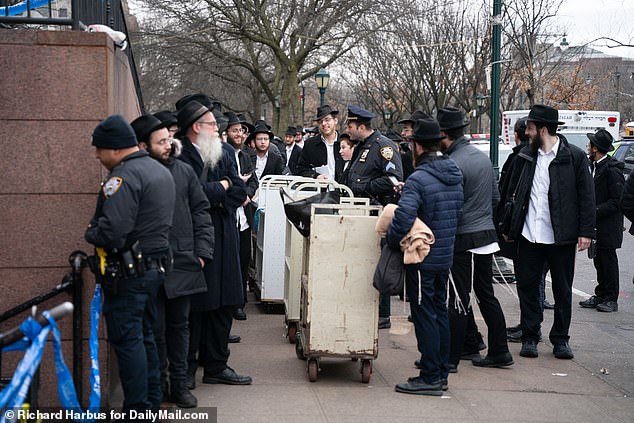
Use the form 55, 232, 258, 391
294, 204, 381, 383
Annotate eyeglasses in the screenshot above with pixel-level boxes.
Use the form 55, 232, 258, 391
197, 121, 218, 127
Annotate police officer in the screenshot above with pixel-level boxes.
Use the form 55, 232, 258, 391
345, 105, 403, 329
85, 115, 176, 415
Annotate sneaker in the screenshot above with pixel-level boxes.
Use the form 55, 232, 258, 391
579, 295, 602, 308
519, 340, 538, 358
553, 342, 574, 359
596, 301, 618, 312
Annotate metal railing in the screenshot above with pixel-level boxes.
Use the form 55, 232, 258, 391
0, 0, 145, 113
0, 251, 88, 405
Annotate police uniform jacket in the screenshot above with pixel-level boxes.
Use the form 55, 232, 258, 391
347, 130, 403, 205
85, 150, 175, 256
163, 157, 214, 299
178, 136, 247, 311
504, 134, 596, 244
592, 155, 625, 249
295, 134, 344, 179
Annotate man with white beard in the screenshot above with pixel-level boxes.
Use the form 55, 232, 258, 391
176, 100, 252, 388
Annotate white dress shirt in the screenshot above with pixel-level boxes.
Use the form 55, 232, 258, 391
322, 136, 336, 179
522, 138, 560, 244
285, 145, 294, 166
255, 152, 268, 180
235, 150, 249, 231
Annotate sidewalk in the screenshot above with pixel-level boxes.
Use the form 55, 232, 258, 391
192, 284, 634, 423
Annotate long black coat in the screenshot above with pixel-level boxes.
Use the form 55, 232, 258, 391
295, 134, 345, 179
280, 144, 303, 175
621, 167, 634, 235
236, 145, 259, 228
592, 156, 625, 249
178, 137, 247, 311
504, 135, 595, 245
250, 150, 285, 179
163, 157, 214, 299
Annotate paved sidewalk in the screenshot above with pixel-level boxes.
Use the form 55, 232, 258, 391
190, 283, 634, 423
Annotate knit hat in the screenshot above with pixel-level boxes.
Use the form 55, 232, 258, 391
92, 115, 138, 149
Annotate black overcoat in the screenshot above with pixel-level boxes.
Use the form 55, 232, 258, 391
178, 137, 247, 311
295, 134, 344, 179
592, 156, 625, 249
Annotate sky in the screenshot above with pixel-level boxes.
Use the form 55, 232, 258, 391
556, 0, 634, 59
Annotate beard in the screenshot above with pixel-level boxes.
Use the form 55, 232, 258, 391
529, 133, 543, 154
198, 132, 223, 168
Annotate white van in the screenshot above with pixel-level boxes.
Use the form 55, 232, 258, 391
502, 110, 620, 150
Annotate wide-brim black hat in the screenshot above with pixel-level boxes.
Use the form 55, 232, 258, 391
437, 107, 469, 131
587, 129, 615, 153
285, 126, 297, 136
246, 123, 274, 143
177, 100, 210, 130
153, 110, 178, 128
224, 111, 242, 127
407, 117, 444, 142
315, 105, 339, 121
527, 104, 564, 125
131, 114, 165, 143
236, 113, 255, 134
397, 110, 430, 125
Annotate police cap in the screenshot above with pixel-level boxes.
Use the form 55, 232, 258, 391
346, 105, 375, 124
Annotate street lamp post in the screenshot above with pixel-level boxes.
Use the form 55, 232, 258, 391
614, 69, 621, 111
475, 93, 486, 134
314, 68, 330, 107
383, 109, 392, 131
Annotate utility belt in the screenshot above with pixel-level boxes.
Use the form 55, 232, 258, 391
87, 241, 172, 292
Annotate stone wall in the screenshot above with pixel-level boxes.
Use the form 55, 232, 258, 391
0, 28, 141, 407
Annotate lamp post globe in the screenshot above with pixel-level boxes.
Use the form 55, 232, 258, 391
315, 68, 330, 107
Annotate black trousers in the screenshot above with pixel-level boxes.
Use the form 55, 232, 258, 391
239, 227, 252, 304
154, 287, 191, 389
379, 294, 391, 319
448, 251, 509, 365
593, 248, 619, 302
516, 237, 576, 344
188, 306, 234, 376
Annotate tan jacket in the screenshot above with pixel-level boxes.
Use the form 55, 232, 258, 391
375, 204, 435, 264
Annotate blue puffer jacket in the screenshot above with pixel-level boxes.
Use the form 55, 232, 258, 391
387, 154, 464, 271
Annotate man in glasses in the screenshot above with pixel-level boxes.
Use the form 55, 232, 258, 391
176, 99, 252, 389
131, 114, 213, 408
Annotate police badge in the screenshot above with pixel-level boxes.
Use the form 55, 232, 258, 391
103, 177, 123, 198
380, 146, 394, 160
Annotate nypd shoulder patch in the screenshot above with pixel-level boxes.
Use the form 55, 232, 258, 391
380, 146, 394, 160
103, 177, 123, 198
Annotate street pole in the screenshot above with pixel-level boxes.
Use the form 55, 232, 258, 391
319, 88, 326, 107
489, 0, 502, 177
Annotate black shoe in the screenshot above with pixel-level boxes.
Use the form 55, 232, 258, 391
520, 340, 538, 358
461, 351, 481, 361
202, 367, 252, 385
170, 385, 198, 408
186, 373, 196, 390
408, 376, 448, 391
447, 363, 458, 373
478, 340, 487, 351
596, 301, 618, 312
506, 324, 521, 332
579, 295, 602, 308
543, 299, 555, 310
233, 307, 247, 320
472, 352, 514, 368
507, 328, 522, 343
395, 377, 443, 396
228, 334, 241, 343
378, 317, 391, 329
414, 359, 421, 369
407, 315, 413, 323
553, 342, 574, 359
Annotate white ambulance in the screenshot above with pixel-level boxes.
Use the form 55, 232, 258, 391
502, 110, 620, 150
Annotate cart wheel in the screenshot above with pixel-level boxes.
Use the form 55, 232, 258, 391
307, 359, 319, 382
295, 337, 306, 360
287, 322, 297, 344
360, 359, 372, 383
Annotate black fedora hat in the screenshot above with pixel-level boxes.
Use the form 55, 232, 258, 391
237, 113, 255, 134
153, 110, 178, 128
131, 114, 165, 143
407, 118, 444, 143
224, 111, 242, 127
527, 104, 564, 125
314, 105, 339, 121
285, 126, 296, 136
397, 110, 430, 125
587, 129, 615, 153
246, 122, 274, 143
437, 107, 469, 131
177, 100, 210, 130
